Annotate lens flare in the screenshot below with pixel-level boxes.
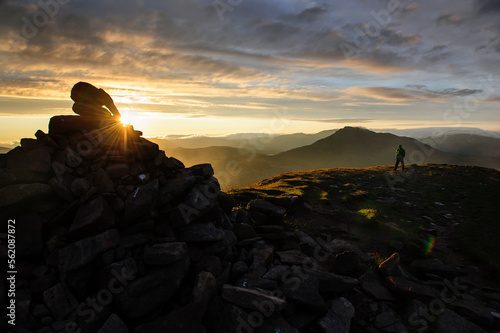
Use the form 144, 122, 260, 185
425, 236, 436, 255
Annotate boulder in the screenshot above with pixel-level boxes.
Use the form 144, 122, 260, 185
43, 283, 78, 320
143, 242, 188, 265
123, 179, 159, 224
69, 196, 115, 238
114, 258, 190, 319
317, 297, 355, 333
0, 183, 52, 207
248, 199, 286, 223
222, 284, 287, 312
59, 229, 120, 271
96, 313, 129, 333
6, 146, 51, 172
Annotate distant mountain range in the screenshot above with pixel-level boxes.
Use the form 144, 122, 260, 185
150, 129, 337, 154
164, 127, 500, 189
0, 147, 11, 153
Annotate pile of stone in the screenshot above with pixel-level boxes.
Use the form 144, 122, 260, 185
1, 116, 500, 333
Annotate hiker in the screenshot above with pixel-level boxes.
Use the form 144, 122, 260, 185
394, 144, 406, 171
70, 82, 121, 118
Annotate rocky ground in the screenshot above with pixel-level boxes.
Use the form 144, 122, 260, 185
1, 117, 499, 332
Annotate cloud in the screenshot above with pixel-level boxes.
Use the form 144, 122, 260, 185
346, 85, 483, 102
436, 13, 465, 26
479, 96, 500, 103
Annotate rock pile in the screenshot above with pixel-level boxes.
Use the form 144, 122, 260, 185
1, 116, 500, 333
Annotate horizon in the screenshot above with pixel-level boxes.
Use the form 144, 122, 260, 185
1, 0, 500, 145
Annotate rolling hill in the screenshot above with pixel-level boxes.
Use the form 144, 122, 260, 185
419, 133, 500, 158
163, 127, 500, 189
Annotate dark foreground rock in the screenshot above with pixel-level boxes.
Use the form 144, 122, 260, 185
0, 114, 498, 333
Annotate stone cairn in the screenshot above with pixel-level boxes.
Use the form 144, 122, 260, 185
1, 119, 500, 332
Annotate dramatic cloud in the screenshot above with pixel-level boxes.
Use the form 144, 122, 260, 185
0, 0, 499, 137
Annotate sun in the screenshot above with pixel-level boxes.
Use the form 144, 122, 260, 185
119, 113, 132, 127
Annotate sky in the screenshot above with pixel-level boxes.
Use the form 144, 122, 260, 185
1, 0, 500, 145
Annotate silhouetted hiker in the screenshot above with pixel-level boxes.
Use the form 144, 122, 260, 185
71, 82, 121, 118
394, 144, 406, 171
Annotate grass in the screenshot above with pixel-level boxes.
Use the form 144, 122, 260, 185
228, 163, 500, 275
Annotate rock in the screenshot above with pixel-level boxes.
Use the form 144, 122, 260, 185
233, 223, 258, 240
177, 222, 225, 243
281, 275, 327, 312
410, 259, 469, 278
222, 284, 287, 312
385, 276, 440, 300
432, 309, 470, 333
248, 199, 286, 223
188, 163, 214, 178
169, 179, 220, 227
59, 229, 120, 271
217, 191, 236, 214
359, 271, 396, 302
203, 296, 250, 333
277, 250, 313, 266
6, 146, 51, 172
143, 242, 188, 265
94, 168, 115, 194
105, 162, 130, 178
163, 156, 185, 169
250, 246, 274, 272
451, 299, 495, 327
43, 283, 78, 320
70, 177, 90, 196
317, 297, 355, 333
48, 176, 75, 202
193, 271, 216, 303
114, 258, 190, 319
16, 213, 43, 257
0, 168, 49, 186
96, 313, 129, 333
135, 300, 208, 333
295, 230, 321, 255
263, 265, 289, 281
123, 179, 159, 224
69, 196, 115, 238
231, 261, 249, 279
332, 251, 359, 276
254, 315, 300, 333
317, 271, 359, 293
158, 172, 197, 205
0, 183, 52, 207
379, 253, 404, 277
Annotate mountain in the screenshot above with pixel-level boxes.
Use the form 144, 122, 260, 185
419, 133, 500, 158
272, 126, 500, 172
150, 129, 338, 154
160, 127, 500, 189
0, 146, 11, 153
381, 126, 500, 139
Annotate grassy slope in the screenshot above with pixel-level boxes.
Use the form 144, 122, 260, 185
228, 163, 500, 275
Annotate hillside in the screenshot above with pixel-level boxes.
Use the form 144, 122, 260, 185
228, 163, 500, 275
419, 133, 500, 158
150, 129, 337, 154
166, 127, 500, 189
